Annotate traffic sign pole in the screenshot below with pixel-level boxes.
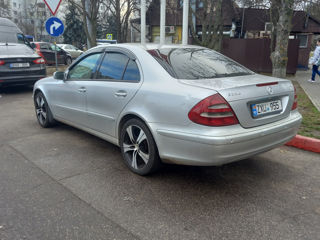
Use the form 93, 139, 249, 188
45, 17, 64, 71
54, 42, 58, 71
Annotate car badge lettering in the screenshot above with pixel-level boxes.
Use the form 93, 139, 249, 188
228, 92, 241, 97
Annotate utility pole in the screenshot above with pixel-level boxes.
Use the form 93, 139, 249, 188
160, 0, 166, 45
141, 0, 146, 45
182, 0, 189, 45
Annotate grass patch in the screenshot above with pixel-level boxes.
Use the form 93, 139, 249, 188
292, 81, 320, 139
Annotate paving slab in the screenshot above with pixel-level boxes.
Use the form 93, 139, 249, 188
290, 70, 320, 111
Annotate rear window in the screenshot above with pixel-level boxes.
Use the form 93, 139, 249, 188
0, 31, 18, 43
0, 43, 34, 55
147, 48, 253, 80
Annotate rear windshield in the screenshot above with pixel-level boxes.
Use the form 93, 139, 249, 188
147, 48, 253, 80
0, 31, 18, 43
0, 43, 34, 56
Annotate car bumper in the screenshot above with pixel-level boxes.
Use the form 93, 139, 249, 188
150, 111, 302, 166
0, 74, 46, 86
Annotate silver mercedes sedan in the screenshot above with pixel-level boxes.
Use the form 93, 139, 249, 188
33, 44, 302, 175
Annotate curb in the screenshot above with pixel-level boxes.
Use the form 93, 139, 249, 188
286, 135, 320, 153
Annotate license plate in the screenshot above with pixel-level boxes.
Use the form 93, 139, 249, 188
251, 100, 282, 117
10, 63, 30, 68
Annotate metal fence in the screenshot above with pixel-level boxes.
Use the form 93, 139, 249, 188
221, 38, 300, 74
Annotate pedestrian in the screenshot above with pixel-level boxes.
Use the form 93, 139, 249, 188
309, 39, 320, 83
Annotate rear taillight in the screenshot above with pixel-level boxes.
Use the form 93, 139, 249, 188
33, 58, 45, 64
188, 94, 239, 126
0, 60, 5, 65
292, 86, 298, 110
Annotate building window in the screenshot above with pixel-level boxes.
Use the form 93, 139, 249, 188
13, 2, 16, 7
297, 34, 308, 48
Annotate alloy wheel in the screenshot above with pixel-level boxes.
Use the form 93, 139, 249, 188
35, 94, 47, 126
122, 125, 150, 170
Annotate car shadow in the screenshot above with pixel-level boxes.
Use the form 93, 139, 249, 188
0, 85, 34, 94
46, 117, 294, 199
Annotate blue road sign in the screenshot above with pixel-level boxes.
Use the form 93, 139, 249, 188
45, 17, 64, 37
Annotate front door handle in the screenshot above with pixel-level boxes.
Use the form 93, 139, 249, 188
115, 90, 127, 98
78, 87, 86, 93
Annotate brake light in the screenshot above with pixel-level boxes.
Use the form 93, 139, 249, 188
256, 82, 278, 87
188, 94, 239, 126
33, 58, 45, 64
292, 86, 298, 110
0, 60, 5, 65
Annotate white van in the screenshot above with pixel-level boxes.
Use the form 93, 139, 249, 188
0, 17, 31, 47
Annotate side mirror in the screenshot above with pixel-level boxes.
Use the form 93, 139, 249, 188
53, 71, 65, 80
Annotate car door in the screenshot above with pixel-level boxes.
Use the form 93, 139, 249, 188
84, 50, 142, 137
49, 52, 103, 127
50, 43, 64, 64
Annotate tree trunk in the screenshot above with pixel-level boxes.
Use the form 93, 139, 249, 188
270, 0, 294, 78
115, 0, 122, 42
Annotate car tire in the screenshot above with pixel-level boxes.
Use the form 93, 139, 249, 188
65, 57, 72, 65
120, 118, 162, 175
34, 91, 56, 128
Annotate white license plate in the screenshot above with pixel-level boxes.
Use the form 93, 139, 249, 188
251, 100, 282, 117
10, 63, 30, 68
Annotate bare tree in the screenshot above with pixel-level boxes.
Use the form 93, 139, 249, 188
68, 0, 101, 48
269, 0, 295, 78
189, 0, 224, 51
0, 0, 11, 18
101, 0, 141, 43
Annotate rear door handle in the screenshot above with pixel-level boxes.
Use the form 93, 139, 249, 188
115, 90, 127, 98
78, 87, 86, 93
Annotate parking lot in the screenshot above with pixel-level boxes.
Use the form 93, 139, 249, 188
0, 86, 319, 240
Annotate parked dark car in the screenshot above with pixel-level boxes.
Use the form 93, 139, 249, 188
0, 43, 46, 87
32, 42, 72, 65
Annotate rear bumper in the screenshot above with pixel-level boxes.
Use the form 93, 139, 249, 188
0, 74, 46, 86
151, 111, 302, 166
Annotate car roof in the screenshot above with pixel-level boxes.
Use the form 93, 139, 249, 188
89, 43, 202, 53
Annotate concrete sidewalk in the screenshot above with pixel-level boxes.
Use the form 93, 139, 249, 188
289, 70, 320, 111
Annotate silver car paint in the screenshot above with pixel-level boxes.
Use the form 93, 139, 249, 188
33, 44, 302, 166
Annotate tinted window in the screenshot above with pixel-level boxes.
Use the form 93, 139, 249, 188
123, 60, 140, 81
0, 43, 34, 56
68, 53, 101, 80
147, 48, 253, 80
96, 52, 129, 80
0, 31, 16, 43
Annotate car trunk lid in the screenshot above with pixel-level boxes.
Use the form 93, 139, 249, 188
180, 74, 295, 128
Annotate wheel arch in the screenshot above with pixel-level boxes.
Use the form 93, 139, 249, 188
117, 113, 156, 146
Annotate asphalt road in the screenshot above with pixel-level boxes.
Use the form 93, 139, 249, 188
0, 86, 319, 240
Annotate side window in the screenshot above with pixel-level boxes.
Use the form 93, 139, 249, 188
123, 60, 140, 81
96, 52, 129, 80
50, 44, 61, 51
68, 53, 102, 80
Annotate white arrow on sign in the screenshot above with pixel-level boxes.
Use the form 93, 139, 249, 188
50, 21, 62, 35
43, 0, 62, 16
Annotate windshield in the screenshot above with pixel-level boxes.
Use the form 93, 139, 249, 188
147, 48, 253, 80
